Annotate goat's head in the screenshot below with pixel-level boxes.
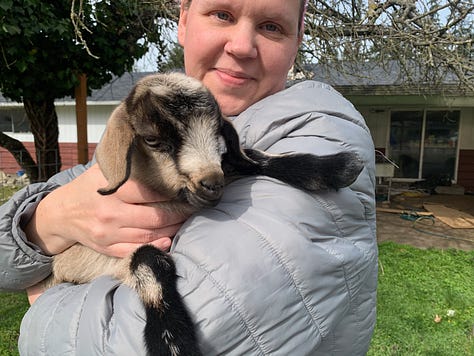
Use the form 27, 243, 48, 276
95, 72, 228, 209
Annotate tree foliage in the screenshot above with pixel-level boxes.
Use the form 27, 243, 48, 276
298, 0, 474, 92
0, 0, 176, 180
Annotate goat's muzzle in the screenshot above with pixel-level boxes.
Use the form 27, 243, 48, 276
183, 173, 225, 209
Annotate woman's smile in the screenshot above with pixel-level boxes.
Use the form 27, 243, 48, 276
213, 68, 255, 87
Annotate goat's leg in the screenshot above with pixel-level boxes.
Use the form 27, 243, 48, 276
47, 244, 201, 355
220, 118, 363, 191
243, 149, 363, 191
46, 244, 129, 287
128, 245, 202, 356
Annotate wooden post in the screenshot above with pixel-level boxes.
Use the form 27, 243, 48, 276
75, 73, 89, 164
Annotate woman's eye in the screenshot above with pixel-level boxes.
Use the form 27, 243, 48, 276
262, 23, 281, 33
213, 11, 232, 22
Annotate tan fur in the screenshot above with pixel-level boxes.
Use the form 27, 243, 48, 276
46, 244, 127, 287
48, 73, 226, 299
123, 263, 164, 309
95, 105, 136, 193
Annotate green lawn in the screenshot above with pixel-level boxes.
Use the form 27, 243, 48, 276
0, 292, 28, 356
1, 242, 473, 355
369, 242, 474, 356
0, 186, 21, 205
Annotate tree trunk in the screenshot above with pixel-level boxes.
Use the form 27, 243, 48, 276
23, 98, 61, 181
0, 131, 39, 182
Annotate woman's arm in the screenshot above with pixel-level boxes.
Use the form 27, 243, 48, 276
0, 163, 188, 292
19, 276, 149, 356
16, 81, 377, 355
24, 164, 184, 257
0, 181, 58, 290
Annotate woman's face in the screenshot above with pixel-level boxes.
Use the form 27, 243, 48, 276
178, 0, 302, 116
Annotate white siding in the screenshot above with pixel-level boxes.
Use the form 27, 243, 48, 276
55, 103, 118, 143
459, 108, 474, 150
360, 108, 390, 148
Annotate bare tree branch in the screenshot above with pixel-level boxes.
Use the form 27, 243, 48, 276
300, 0, 474, 92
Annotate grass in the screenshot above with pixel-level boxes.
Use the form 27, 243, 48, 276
1, 242, 473, 355
369, 242, 474, 356
0, 292, 29, 356
0, 186, 21, 205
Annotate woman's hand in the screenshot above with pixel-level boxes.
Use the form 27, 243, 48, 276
26, 283, 45, 305
25, 163, 189, 257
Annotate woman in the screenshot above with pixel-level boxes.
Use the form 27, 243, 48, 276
0, 0, 378, 354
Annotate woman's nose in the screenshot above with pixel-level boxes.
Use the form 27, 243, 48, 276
224, 22, 258, 59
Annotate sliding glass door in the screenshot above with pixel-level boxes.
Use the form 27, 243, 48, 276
389, 110, 460, 180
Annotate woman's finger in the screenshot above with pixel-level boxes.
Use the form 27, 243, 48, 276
102, 237, 173, 258
103, 203, 188, 231
115, 179, 172, 204
118, 223, 183, 244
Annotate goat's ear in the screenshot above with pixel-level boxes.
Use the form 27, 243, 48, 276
96, 105, 135, 195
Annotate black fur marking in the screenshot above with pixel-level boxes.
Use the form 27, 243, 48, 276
220, 119, 264, 177
218, 117, 363, 191
139, 119, 183, 161
131, 245, 202, 356
242, 149, 364, 191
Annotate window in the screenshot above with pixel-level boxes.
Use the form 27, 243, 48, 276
0, 108, 30, 133
389, 111, 423, 178
389, 110, 460, 181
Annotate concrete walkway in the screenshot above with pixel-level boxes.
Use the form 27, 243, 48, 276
376, 194, 474, 251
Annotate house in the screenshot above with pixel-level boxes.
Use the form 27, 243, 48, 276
1, 67, 474, 192
0, 72, 150, 174
312, 61, 474, 192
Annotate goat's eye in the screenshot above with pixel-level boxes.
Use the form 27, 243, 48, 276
143, 137, 174, 153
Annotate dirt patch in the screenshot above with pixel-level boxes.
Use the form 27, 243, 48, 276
376, 194, 474, 251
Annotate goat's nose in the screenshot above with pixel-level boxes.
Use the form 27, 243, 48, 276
199, 176, 224, 200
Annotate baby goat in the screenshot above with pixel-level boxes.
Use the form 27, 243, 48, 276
47, 72, 364, 356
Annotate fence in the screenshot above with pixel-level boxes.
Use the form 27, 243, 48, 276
0, 143, 97, 203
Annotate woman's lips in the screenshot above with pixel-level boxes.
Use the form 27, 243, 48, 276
214, 68, 254, 86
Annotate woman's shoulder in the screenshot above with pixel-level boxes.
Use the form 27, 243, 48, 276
231, 80, 370, 152
238, 80, 359, 120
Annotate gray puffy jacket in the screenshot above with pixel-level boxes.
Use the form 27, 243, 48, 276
0, 80, 378, 355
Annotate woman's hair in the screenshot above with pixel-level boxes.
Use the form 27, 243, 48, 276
181, 0, 307, 34
299, 0, 308, 34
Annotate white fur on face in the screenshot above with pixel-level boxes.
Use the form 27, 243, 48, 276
178, 115, 224, 178
148, 73, 208, 103
171, 72, 206, 95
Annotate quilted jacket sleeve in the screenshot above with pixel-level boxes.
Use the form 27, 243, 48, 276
0, 164, 89, 290
12, 80, 377, 356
